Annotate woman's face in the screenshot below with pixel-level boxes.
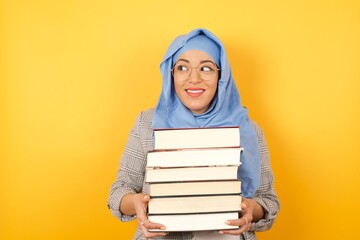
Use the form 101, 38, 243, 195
173, 50, 219, 114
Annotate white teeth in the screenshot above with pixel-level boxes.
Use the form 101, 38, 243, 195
187, 89, 203, 93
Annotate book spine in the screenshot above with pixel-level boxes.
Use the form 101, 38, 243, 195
149, 193, 241, 199
147, 210, 242, 216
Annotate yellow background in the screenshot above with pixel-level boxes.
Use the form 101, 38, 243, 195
1, 0, 359, 239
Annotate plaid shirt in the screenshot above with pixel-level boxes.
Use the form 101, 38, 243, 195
108, 109, 280, 240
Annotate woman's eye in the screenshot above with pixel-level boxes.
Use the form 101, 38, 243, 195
200, 66, 213, 72
177, 65, 189, 71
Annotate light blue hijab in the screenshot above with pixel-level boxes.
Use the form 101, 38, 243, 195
152, 28, 261, 198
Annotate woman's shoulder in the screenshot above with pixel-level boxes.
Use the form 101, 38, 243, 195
137, 108, 155, 124
250, 119, 261, 131
133, 108, 155, 151
249, 119, 265, 143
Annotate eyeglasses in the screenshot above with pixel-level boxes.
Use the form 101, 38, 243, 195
171, 61, 220, 82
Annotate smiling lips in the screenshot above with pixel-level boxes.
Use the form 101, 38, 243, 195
186, 88, 205, 97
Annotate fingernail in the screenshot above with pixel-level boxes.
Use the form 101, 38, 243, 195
225, 220, 230, 224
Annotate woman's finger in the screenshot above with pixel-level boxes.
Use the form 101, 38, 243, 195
220, 215, 252, 235
142, 219, 166, 231
139, 219, 167, 238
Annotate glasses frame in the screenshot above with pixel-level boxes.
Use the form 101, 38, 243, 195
171, 61, 220, 82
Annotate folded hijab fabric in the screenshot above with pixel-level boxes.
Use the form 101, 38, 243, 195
151, 28, 261, 198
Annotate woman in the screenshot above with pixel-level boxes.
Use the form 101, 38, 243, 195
108, 28, 279, 240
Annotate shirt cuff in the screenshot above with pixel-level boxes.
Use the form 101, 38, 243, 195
249, 196, 276, 232
108, 187, 137, 222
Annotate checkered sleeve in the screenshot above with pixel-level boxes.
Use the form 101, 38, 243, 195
108, 111, 149, 222
249, 122, 280, 232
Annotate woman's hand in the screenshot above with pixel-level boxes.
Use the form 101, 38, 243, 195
132, 194, 167, 238
219, 198, 263, 235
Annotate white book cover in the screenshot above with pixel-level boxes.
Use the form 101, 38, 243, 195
149, 180, 241, 197
147, 147, 243, 168
148, 212, 240, 232
148, 195, 242, 214
145, 166, 239, 183
154, 127, 240, 150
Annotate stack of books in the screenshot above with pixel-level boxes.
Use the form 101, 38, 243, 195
145, 127, 243, 232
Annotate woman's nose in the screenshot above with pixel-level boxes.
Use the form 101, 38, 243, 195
187, 68, 201, 83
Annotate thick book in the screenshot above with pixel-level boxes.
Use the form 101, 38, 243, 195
148, 195, 242, 214
146, 147, 243, 168
149, 180, 241, 197
153, 127, 240, 150
145, 166, 239, 183
148, 211, 240, 232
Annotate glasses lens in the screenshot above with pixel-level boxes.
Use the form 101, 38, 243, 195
172, 62, 219, 81
172, 63, 190, 81
197, 63, 217, 81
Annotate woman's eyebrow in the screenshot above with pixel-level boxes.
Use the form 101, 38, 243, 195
200, 60, 215, 64
176, 59, 214, 64
176, 59, 190, 63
